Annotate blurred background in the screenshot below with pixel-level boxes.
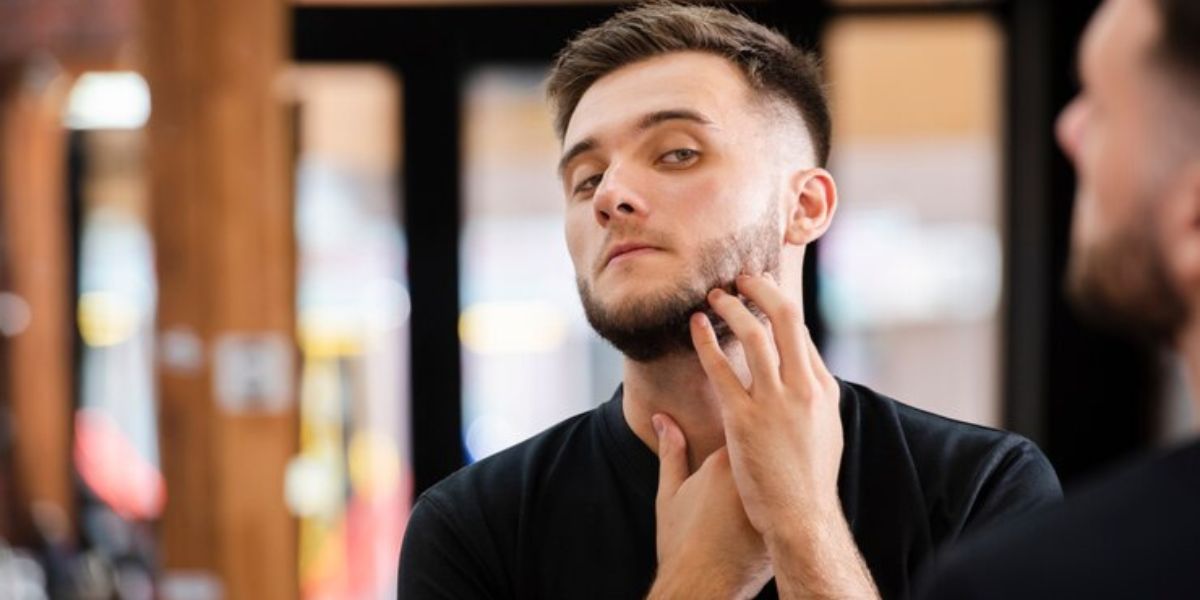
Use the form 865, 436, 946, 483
0, 0, 1182, 598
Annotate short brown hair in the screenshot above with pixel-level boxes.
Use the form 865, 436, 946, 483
545, 1, 831, 167
1153, 0, 1200, 95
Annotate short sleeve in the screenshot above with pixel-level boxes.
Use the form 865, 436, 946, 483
961, 438, 1062, 533
397, 493, 506, 600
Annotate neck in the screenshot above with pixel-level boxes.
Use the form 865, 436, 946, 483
621, 344, 752, 471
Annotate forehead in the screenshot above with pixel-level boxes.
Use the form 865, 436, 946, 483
1081, 0, 1159, 87
563, 51, 757, 146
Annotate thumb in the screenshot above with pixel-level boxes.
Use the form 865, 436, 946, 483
654, 413, 689, 506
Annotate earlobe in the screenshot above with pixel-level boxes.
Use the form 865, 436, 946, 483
1167, 163, 1200, 295
783, 168, 838, 246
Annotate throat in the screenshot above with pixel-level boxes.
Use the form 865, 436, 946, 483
620, 351, 743, 469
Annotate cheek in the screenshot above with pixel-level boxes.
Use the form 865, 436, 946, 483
1096, 142, 1133, 200
1080, 122, 1141, 231
1074, 177, 1126, 251
563, 207, 593, 270
658, 167, 746, 227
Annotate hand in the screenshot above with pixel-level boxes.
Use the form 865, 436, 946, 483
693, 273, 843, 536
648, 413, 771, 600
691, 273, 877, 598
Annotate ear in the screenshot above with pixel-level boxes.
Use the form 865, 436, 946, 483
783, 167, 838, 246
1163, 161, 1200, 296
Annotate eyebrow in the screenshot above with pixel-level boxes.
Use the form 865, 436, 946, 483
557, 108, 716, 177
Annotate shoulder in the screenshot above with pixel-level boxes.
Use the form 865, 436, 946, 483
840, 379, 1061, 529
420, 406, 600, 517
842, 379, 1054, 478
918, 440, 1200, 599
399, 407, 604, 598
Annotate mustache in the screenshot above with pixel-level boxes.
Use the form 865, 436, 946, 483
592, 229, 673, 273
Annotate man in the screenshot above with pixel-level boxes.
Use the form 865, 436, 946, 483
917, 0, 1200, 598
399, 3, 1060, 598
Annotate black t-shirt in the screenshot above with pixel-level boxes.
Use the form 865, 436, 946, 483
915, 439, 1200, 600
398, 379, 1061, 599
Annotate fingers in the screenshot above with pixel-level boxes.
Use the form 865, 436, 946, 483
689, 312, 752, 407
733, 274, 813, 388
654, 413, 689, 509
705, 288, 781, 390
802, 326, 839, 396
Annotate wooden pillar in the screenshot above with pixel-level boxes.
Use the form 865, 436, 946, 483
0, 62, 76, 545
140, 0, 297, 597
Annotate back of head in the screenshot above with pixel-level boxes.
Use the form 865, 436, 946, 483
1150, 0, 1200, 155
545, 1, 831, 167
1153, 0, 1200, 85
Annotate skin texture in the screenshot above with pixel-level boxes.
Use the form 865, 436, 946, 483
1058, 0, 1200, 431
577, 198, 781, 362
559, 51, 877, 598
1060, 0, 1189, 342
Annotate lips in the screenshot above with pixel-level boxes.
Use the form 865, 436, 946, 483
603, 242, 660, 269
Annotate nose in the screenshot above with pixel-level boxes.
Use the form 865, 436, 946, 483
1056, 96, 1088, 167
592, 164, 648, 227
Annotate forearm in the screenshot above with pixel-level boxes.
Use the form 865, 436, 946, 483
766, 508, 879, 600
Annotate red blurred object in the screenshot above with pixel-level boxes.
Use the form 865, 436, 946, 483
74, 408, 166, 520
301, 475, 411, 600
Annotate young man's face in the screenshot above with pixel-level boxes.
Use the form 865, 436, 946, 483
1058, 0, 1188, 340
558, 51, 799, 361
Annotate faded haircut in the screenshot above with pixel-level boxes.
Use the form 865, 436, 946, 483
1148, 0, 1200, 157
545, 1, 831, 166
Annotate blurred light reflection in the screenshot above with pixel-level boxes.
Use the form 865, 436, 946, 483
64, 72, 150, 130
290, 65, 409, 600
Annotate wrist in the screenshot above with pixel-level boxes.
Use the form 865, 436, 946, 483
648, 555, 745, 600
763, 505, 879, 599
764, 502, 852, 564
763, 497, 844, 545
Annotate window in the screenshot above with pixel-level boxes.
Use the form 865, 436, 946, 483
288, 65, 409, 599
820, 14, 1005, 425
459, 66, 622, 462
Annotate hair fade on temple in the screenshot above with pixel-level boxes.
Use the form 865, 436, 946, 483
545, 1, 831, 166
1153, 0, 1200, 95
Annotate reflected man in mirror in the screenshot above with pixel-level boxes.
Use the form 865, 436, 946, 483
919, 0, 1200, 597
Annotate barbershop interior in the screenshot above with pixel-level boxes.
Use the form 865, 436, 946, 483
0, 0, 1183, 598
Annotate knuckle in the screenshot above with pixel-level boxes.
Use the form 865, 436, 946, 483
792, 380, 818, 401
758, 378, 785, 397
776, 303, 802, 325
794, 320, 811, 337
743, 328, 768, 347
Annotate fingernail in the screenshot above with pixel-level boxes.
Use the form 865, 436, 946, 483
708, 288, 723, 299
652, 415, 664, 437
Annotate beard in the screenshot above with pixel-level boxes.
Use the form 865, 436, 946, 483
1065, 194, 1187, 345
577, 202, 782, 362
